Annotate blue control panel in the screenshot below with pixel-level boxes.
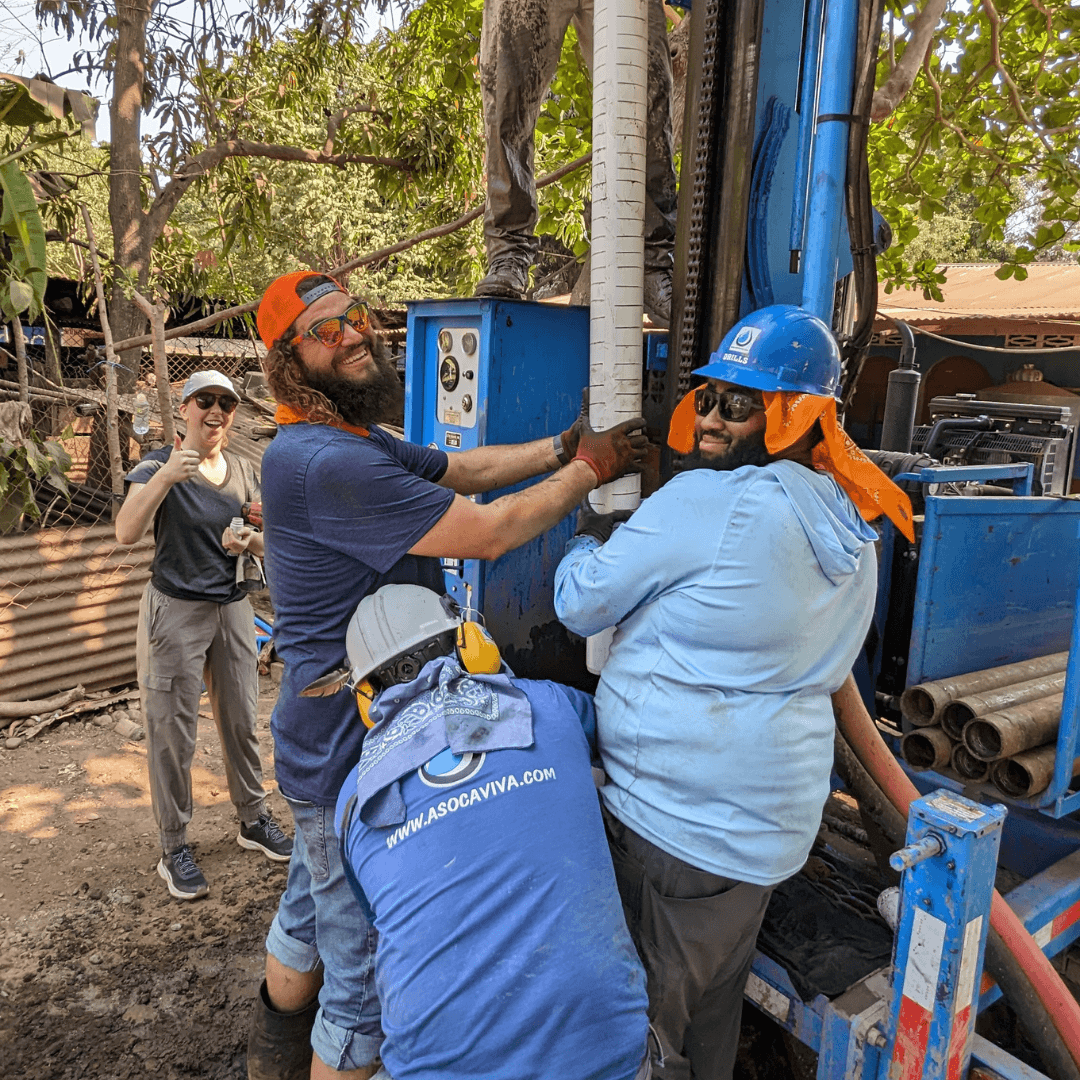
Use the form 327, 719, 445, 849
404, 298, 590, 681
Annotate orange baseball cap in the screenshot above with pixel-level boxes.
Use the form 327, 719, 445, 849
257, 271, 348, 349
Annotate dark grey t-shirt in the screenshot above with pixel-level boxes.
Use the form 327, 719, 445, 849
126, 447, 260, 604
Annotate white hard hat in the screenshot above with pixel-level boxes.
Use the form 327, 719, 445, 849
346, 585, 461, 684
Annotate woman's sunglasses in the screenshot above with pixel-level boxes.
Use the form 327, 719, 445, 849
694, 386, 765, 423
191, 392, 238, 413
291, 301, 370, 349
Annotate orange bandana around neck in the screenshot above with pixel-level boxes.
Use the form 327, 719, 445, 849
274, 401, 369, 438
666, 388, 915, 541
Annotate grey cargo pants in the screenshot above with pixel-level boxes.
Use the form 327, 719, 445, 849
479, 0, 677, 270
137, 583, 266, 852
604, 807, 775, 1080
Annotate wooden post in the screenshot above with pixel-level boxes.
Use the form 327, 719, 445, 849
43, 319, 64, 436
79, 205, 125, 513
43, 318, 63, 386
12, 318, 28, 403
131, 289, 176, 445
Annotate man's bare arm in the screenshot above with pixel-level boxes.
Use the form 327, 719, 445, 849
438, 437, 562, 495
412, 461, 597, 560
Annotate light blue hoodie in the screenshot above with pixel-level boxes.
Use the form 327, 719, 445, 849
554, 460, 878, 885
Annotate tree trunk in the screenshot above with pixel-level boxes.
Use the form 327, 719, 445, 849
109, 0, 155, 393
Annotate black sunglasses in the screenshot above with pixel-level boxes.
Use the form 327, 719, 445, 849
694, 386, 764, 423
191, 392, 239, 413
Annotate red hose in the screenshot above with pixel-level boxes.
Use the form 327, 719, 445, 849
833, 674, 1080, 1071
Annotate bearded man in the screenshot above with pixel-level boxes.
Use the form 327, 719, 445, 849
247, 271, 648, 1080
554, 305, 914, 1080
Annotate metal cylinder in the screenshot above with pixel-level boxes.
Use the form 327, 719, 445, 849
952, 742, 991, 782
963, 694, 1064, 762
992, 746, 1062, 799
941, 673, 1068, 740
878, 367, 921, 454
899, 652, 1070, 727
900, 726, 953, 771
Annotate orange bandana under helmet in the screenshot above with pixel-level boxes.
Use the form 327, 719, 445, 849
257, 271, 349, 349
667, 388, 915, 541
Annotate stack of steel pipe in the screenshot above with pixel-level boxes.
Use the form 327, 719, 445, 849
898, 652, 1071, 796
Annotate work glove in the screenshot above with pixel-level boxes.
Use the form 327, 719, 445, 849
575, 499, 634, 544
572, 408, 650, 486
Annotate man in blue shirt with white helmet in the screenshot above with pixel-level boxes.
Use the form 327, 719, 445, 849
556, 305, 914, 1080
329, 583, 651, 1080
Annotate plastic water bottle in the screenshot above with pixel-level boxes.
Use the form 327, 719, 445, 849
132, 392, 151, 436
229, 516, 245, 550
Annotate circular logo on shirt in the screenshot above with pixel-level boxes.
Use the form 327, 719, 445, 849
418, 747, 486, 789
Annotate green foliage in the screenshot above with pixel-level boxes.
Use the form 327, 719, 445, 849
871, 0, 1080, 296
0, 421, 73, 529
0, 159, 48, 320
0, 74, 96, 320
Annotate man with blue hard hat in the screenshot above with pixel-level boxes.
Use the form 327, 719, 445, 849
556, 304, 914, 1080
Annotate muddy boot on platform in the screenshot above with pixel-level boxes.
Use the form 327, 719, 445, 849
247, 980, 318, 1080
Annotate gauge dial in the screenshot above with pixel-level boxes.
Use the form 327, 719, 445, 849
461, 332, 477, 356
439, 356, 460, 392
438, 329, 453, 353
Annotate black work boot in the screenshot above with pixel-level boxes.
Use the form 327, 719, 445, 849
475, 256, 531, 299
247, 980, 318, 1080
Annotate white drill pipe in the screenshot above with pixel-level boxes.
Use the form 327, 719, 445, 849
587, 0, 648, 671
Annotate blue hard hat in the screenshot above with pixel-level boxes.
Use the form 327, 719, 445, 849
694, 305, 842, 399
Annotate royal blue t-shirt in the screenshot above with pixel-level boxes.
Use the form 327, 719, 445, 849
261, 422, 453, 805
335, 679, 649, 1080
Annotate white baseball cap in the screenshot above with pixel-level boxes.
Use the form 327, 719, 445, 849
182, 370, 241, 403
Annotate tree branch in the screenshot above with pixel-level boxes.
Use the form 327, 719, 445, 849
109, 151, 594, 356
146, 139, 413, 239
871, 0, 949, 121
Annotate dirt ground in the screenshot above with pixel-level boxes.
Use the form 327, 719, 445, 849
0, 674, 807, 1080
0, 676, 289, 1080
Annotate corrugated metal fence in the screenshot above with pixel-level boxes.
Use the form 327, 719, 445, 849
0, 523, 153, 700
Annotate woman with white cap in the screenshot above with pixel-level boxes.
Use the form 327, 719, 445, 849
116, 369, 292, 900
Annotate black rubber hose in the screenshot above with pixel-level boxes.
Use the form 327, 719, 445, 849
834, 730, 1080, 1080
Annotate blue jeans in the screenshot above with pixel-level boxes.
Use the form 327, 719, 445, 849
266, 794, 383, 1071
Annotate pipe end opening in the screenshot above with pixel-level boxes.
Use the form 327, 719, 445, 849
965, 722, 1001, 761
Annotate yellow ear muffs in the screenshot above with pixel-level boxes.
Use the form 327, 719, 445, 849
356, 679, 377, 729
456, 621, 501, 675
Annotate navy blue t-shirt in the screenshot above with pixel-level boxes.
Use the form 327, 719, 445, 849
126, 448, 260, 604
336, 680, 649, 1080
261, 422, 453, 805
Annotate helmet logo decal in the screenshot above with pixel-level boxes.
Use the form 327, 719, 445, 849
418, 747, 486, 788
729, 326, 761, 355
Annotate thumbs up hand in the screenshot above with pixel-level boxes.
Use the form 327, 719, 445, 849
159, 432, 200, 485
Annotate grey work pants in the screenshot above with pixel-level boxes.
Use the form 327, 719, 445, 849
137, 583, 266, 852
604, 807, 775, 1080
479, 0, 677, 269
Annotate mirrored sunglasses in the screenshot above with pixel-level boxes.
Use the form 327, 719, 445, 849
191, 392, 238, 413
292, 301, 370, 349
694, 386, 764, 422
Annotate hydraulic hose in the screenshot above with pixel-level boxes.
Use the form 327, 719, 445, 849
832, 674, 1080, 1080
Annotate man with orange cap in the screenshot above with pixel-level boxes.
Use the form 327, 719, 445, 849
555, 304, 914, 1080
246, 270, 648, 1080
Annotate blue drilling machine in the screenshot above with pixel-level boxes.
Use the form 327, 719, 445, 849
399, 0, 1080, 1075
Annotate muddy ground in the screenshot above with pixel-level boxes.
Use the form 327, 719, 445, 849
0, 676, 288, 1080
0, 674, 816, 1080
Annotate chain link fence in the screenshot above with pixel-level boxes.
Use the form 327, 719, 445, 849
0, 322, 267, 702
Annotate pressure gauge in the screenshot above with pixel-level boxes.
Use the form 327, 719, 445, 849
439, 356, 460, 392
438, 329, 453, 353
461, 332, 477, 356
